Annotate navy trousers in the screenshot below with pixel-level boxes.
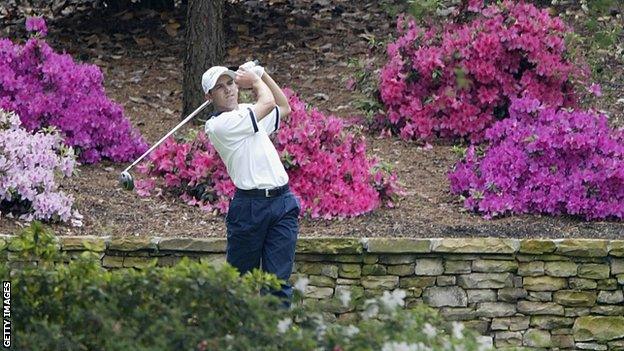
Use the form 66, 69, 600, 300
225, 187, 300, 307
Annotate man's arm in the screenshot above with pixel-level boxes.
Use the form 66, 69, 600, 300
261, 72, 291, 118
235, 68, 275, 121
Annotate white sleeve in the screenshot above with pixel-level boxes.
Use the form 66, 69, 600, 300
205, 107, 259, 145
258, 106, 280, 135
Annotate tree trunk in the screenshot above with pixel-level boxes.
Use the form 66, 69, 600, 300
182, 0, 224, 120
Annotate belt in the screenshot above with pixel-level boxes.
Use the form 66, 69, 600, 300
236, 184, 289, 198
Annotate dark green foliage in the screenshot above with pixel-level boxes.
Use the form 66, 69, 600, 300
4, 223, 314, 351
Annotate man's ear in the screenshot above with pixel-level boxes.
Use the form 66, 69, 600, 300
205, 93, 212, 103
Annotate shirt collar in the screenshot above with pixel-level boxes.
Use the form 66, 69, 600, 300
208, 110, 224, 119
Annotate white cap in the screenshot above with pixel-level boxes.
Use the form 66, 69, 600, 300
201, 66, 236, 94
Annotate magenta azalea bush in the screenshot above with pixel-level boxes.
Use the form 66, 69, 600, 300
0, 17, 147, 163
448, 97, 624, 220
0, 109, 82, 225
135, 89, 403, 219
377, 0, 588, 143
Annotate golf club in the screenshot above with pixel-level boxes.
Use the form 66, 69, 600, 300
119, 99, 211, 190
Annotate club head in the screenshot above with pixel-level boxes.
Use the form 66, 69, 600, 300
119, 171, 134, 191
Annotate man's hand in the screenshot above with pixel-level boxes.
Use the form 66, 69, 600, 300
234, 67, 260, 89
251, 65, 264, 78
238, 61, 290, 121
239, 60, 265, 78
239, 60, 256, 70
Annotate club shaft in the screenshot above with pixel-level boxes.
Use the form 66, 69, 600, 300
123, 99, 212, 173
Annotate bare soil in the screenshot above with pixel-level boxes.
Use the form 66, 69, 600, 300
1, 0, 623, 239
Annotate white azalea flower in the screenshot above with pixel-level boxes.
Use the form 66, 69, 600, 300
343, 325, 359, 338
423, 323, 437, 338
293, 277, 309, 293
452, 321, 465, 340
380, 289, 406, 310
338, 289, 351, 307
315, 321, 327, 339
477, 336, 493, 351
381, 341, 419, 351
362, 302, 379, 319
277, 317, 292, 334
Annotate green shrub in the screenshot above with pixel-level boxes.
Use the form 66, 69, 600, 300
3, 223, 490, 350
5, 224, 312, 350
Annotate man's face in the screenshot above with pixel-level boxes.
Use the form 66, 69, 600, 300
207, 74, 238, 111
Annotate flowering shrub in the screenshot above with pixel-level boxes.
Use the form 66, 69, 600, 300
284, 281, 490, 351
136, 89, 404, 219
0, 109, 82, 225
278, 89, 403, 218
448, 97, 624, 220
0, 17, 147, 163
377, 0, 589, 143
136, 131, 234, 214
287, 277, 490, 351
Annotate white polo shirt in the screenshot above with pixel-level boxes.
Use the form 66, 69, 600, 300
205, 103, 289, 190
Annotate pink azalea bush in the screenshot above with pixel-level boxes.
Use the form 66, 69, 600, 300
377, 0, 588, 143
277, 89, 403, 218
0, 109, 82, 225
0, 17, 147, 163
135, 132, 234, 214
448, 97, 624, 220
136, 89, 403, 219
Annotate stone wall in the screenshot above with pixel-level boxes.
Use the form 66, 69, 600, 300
4, 235, 624, 350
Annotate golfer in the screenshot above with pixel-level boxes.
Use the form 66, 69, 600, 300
202, 62, 300, 308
